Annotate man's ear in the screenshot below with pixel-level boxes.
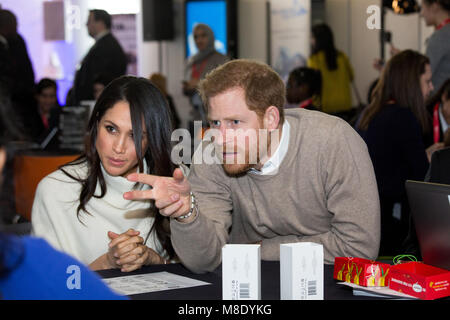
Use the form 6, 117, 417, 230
263, 106, 280, 131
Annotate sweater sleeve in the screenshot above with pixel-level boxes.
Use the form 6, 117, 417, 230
262, 120, 381, 263
30, 176, 65, 252
170, 161, 233, 274
426, 34, 443, 77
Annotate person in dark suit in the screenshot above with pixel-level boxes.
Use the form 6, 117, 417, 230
69, 9, 127, 105
0, 9, 35, 137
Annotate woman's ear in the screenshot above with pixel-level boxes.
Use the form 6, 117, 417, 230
263, 106, 281, 131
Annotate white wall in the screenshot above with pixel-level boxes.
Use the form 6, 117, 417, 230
326, 0, 434, 106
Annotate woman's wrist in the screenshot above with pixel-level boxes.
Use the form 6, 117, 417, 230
90, 253, 117, 271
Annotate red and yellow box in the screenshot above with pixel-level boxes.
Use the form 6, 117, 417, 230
334, 257, 391, 287
388, 261, 450, 300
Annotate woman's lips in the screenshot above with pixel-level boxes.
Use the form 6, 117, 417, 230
108, 157, 126, 167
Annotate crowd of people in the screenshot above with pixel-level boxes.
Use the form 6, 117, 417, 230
0, 0, 450, 299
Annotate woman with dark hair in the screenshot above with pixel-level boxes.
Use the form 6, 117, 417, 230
0, 95, 125, 299
307, 23, 354, 118
357, 50, 434, 257
31, 76, 178, 272
286, 67, 322, 111
27, 78, 61, 145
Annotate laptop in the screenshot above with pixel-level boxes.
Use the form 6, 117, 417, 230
405, 180, 450, 270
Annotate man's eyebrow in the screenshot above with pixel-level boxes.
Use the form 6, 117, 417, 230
207, 115, 243, 121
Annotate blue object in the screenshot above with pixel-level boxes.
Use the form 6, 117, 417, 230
185, 0, 228, 58
0, 235, 127, 300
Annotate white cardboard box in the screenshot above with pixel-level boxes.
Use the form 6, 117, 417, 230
280, 242, 324, 300
222, 244, 261, 300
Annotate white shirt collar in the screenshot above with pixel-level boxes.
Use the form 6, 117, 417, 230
0, 35, 8, 48
439, 106, 449, 134
95, 30, 110, 41
249, 120, 290, 176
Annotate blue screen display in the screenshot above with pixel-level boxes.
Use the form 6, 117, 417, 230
185, 1, 227, 58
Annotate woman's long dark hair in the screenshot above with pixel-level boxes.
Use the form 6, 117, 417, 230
358, 50, 432, 134
61, 76, 176, 259
312, 23, 338, 71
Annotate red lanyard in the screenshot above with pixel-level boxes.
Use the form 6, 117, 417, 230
191, 60, 208, 80
436, 18, 450, 30
298, 99, 313, 109
433, 102, 440, 143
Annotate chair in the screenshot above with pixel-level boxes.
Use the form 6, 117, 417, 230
13, 151, 80, 221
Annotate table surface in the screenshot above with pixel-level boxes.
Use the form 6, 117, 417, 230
97, 261, 383, 300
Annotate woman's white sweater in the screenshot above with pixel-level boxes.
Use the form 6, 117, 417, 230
31, 161, 163, 265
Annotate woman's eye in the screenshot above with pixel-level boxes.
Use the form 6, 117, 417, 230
105, 125, 116, 133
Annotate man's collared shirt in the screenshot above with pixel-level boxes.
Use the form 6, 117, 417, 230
0, 35, 8, 48
95, 30, 110, 42
249, 120, 290, 176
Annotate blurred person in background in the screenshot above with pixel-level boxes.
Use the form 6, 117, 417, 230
26, 78, 61, 147
424, 78, 450, 155
357, 50, 434, 256
68, 9, 127, 105
286, 67, 322, 111
420, 0, 450, 92
308, 23, 354, 121
183, 23, 228, 125
150, 73, 181, 130
0, 9, 35, 137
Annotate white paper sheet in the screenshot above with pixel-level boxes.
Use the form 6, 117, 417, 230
337, 282, 418, 299
102, 271, 211, 296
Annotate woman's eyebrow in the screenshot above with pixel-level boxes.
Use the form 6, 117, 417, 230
102, 119, 117, 127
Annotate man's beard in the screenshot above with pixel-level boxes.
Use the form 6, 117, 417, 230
222, 156, 258, 178
220, 131, 273, 178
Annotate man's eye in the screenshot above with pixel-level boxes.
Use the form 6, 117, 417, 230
232, 120, 240, 125
210, 121, 220, 127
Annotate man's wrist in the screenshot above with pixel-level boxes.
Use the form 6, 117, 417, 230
176, 192, 198, 223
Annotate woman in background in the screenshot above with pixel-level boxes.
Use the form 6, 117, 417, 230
25, 78, 60, 146
357, 50, 434, 256
308, 23, 354, 120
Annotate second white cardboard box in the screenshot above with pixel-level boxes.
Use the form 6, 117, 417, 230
280, 242, 324, 300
